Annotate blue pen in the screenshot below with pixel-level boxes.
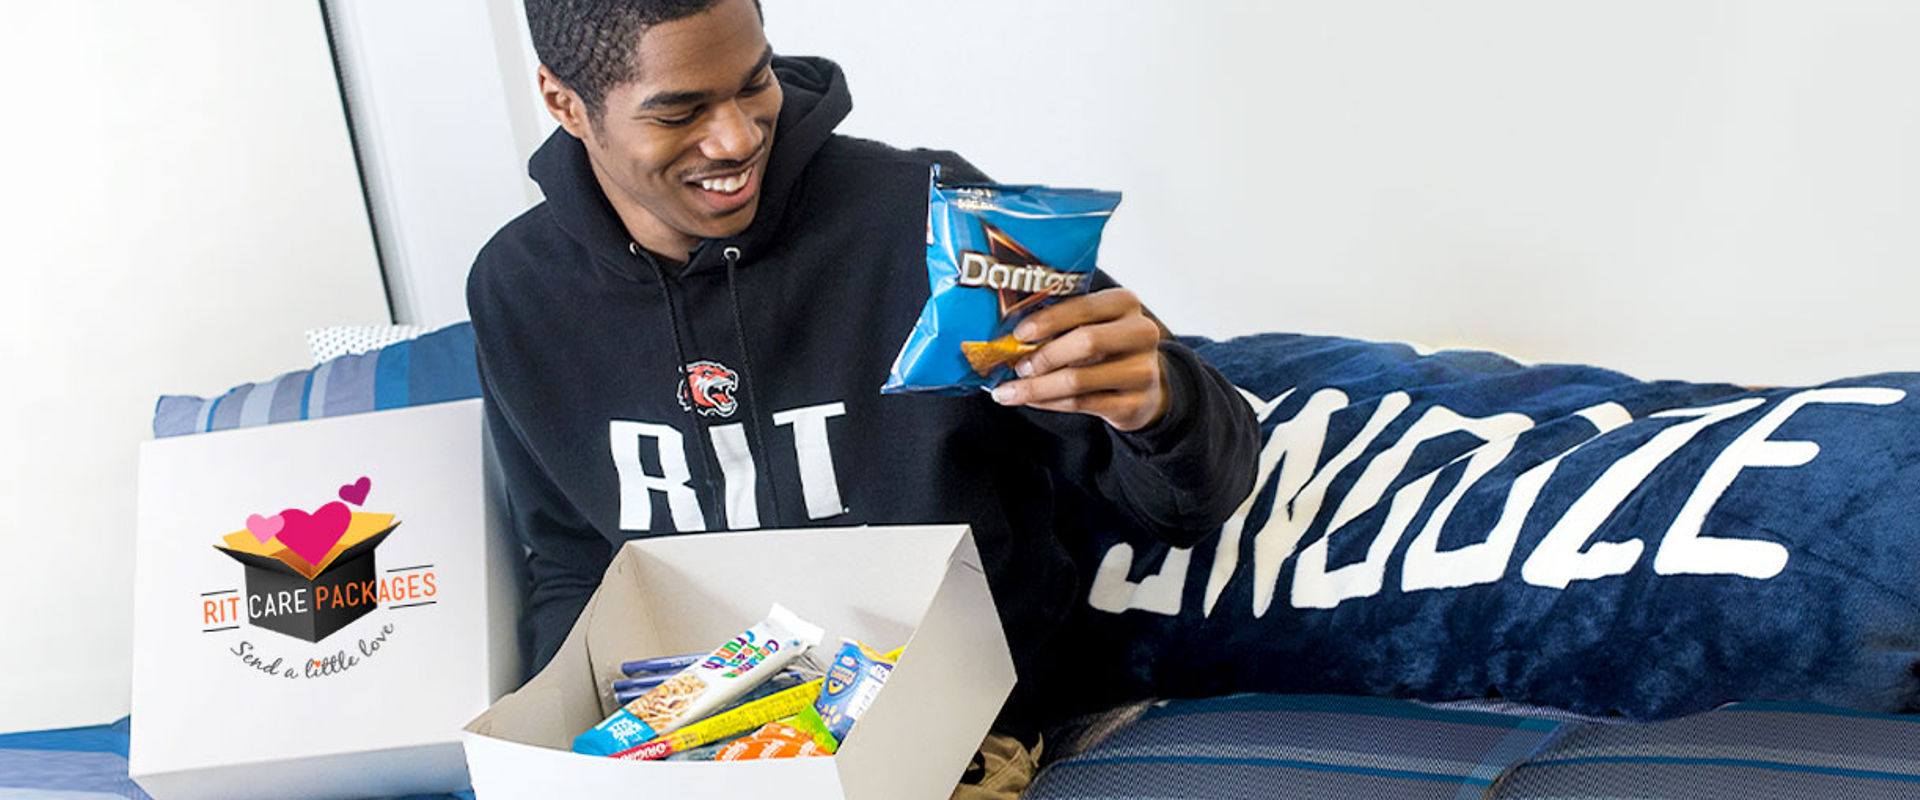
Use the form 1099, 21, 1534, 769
619, 653, 704, 677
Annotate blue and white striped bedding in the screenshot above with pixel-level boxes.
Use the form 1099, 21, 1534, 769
1494, 701, 1920, 799
11, 700, 1917, 798
1028, 695, 1920, 799
0, 719, 150, 799
150, 322, 479, 438
1030, 694, 1570, 799
0, 718, 473, 799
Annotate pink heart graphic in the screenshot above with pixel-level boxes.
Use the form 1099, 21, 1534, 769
338, 476, 372, 506
277, 501, 353, 566
244, 513, 284, 543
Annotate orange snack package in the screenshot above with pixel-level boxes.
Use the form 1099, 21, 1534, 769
714, 729, 828, 761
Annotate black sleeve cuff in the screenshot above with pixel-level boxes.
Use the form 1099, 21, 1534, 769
1118, 339, 1207, 454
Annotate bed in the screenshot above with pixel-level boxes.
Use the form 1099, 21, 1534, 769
16, 323, 1914, 798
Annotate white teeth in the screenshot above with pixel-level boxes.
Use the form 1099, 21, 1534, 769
698, 170, 749, 194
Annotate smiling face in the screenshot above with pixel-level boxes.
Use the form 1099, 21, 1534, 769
539, 0, 781, 261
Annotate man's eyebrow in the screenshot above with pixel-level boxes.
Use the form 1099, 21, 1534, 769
742, 47, 774, 89
637, 47, 775, 112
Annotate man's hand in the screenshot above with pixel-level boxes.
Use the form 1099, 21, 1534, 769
988, 288, 1170, 432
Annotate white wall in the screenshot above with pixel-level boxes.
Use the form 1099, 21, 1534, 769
362, 0, 1920, 386
325, 0, 546, 328
758, 0, 1920, 386
0, 2, 389, 733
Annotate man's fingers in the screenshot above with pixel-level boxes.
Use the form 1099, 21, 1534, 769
1018, 391, 1140, 421
1013, 288, 1141, 343
1014, 314, 1160, 378
992, 356, 1158, 407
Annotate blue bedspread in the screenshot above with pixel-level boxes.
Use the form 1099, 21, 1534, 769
0, 719, 469, 799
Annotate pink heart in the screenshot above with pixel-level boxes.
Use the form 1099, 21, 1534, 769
244, 513, 284, 543
338, 476, 372, 506
277, 501, 353, 566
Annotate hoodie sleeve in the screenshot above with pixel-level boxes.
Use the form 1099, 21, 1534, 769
1014, 276, 1261, 549
469, 246, 615, 677
477, 362, 613, 678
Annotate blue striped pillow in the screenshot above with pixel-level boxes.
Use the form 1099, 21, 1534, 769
152, 322, 478, 438
1028, 693, 1570, 799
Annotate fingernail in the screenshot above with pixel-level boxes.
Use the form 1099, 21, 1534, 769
1014, 323, 1036, 341
1015, 359, 1033, 377
991, 385, 1017, 404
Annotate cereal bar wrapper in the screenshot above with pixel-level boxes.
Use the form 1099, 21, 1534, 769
572, 604, 824, 756
882, 165, 1122, 395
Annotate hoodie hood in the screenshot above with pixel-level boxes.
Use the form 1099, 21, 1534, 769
528, 55, 853, 279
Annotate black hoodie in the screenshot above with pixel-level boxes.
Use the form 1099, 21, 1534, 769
468, 56, 1258, 732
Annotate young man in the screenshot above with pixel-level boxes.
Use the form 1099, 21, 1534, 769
470, 0, 1258, 792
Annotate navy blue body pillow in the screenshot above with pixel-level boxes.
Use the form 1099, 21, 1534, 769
1035, 333, 1920, 722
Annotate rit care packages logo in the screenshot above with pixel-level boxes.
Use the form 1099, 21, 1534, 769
199, 476, 438, 679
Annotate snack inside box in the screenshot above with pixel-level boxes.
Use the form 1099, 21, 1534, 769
462, 525, 1013, 800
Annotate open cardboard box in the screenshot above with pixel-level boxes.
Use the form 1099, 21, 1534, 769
463, 525, 1015, 800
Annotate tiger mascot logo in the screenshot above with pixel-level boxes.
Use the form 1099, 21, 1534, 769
678, 360, 740, 418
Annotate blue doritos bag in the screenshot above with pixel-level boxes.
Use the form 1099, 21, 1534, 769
882, 165, 1122, 395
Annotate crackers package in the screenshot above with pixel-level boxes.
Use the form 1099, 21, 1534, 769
882, 166, 1122, 395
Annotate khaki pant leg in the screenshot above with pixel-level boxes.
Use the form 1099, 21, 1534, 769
949, 730, 1045, 800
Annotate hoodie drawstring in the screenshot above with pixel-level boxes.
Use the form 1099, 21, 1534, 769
723, 246, 787, 524
633, 242, 726, 529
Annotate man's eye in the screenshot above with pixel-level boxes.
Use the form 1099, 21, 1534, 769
741, 78, 773, 96
654, 110, 699, 127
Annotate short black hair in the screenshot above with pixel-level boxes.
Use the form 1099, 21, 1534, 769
525, 0, 762, 124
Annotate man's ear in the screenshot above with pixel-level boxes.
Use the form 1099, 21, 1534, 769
538, 65, 593, 141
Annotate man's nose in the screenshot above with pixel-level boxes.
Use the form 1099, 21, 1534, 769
700, 100, 762, 163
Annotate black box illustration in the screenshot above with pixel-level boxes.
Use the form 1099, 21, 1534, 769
215, 525, 397, 643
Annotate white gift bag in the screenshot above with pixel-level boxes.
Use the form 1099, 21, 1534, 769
130, 399, 521, 799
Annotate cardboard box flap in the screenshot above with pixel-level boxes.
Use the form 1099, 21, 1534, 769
212, 526, 396, 580
465, 573, 622, 748
317, 525, 397, 575
833, 535, 1010, 800
213, 544, 309, 579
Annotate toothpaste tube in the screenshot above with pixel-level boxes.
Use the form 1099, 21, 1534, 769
572, 605, 824, 756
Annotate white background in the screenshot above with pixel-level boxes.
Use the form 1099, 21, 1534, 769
0, 2, 388, 733
333, 0, 1920, 384
6, 0, 1920, 733
759, 1, 1920, 386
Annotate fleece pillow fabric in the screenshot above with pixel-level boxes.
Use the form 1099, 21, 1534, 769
151, 322, 478, 438
1032, 333, 1920, 723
